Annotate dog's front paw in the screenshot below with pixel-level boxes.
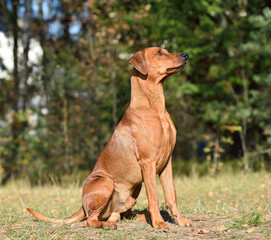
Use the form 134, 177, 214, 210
176, 216, 191, 227
153, 220, 169, 230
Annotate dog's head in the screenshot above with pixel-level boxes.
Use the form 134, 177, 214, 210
129, 47, 189, 83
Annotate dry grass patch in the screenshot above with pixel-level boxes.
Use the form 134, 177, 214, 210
0, 172, 270, 239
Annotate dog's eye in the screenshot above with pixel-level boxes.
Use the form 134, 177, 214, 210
156, 51, 164, 56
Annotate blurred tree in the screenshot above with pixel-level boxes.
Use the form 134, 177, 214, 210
0, 0, 270, 183
241, 7, 271, 163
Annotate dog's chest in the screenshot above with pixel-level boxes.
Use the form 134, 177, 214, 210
130, 110, 176, 169
155, 113, 176, 172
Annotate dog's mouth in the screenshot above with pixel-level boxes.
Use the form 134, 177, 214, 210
166, 63, 186, 73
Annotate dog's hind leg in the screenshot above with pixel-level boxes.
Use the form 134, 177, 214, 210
108, 195, 137, 225
82, 176, 116, 228
121, 184, 142, 219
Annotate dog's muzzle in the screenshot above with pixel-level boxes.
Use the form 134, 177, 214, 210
166, 53, 189, 72
166, 63, 186, 72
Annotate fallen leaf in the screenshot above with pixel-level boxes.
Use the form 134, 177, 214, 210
208, 192, 214, 197
189, 228, 202, 235
51, 209, 60, 214
217, 225, 229, 232
246, 227, 255, 233
257, 205, 263, 211
198, 228, 210, 234
194, 209, 199, 214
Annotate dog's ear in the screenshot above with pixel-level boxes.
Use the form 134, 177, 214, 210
129, 50, 148, 75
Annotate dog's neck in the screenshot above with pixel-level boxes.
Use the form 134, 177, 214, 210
129, 69, 166, 112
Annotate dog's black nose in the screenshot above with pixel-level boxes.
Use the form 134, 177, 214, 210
180, 53, 189, 60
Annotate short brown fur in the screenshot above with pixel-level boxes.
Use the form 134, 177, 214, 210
27, 47, 191, 230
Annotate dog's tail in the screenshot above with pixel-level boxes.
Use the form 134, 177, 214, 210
27, 206, 85, 224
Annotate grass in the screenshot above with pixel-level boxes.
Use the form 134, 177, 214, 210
0, 171, 270, 239
227, 212, 263, 230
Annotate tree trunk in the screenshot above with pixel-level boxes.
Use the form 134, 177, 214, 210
241, 69, 249, 172
12, 0, 19, 112
63, 92, 70, 172
3, 0, 20, 184
21, 0, 32, 110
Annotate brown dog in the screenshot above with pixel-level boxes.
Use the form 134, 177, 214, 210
27, 47, 191, 230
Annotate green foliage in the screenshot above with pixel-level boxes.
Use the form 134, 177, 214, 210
0, 0, 270, 183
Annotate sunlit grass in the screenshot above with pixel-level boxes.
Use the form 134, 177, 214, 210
1, 171, 270, 239
136, 171, 271, 216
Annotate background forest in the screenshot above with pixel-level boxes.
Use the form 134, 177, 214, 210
0, 0, 271, 184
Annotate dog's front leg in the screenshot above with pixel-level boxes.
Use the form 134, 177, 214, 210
140, 160, 169, 230
159, 157, 191, 227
